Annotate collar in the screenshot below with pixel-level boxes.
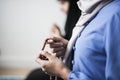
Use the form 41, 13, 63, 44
77, 0, 106, 13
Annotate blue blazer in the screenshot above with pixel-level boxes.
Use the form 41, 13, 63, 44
69, 0, 120, 80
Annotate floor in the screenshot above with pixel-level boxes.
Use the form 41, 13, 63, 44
0, 67, 33, 80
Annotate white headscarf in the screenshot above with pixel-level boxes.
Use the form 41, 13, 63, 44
64, 0, 113, 65
78, 0, 103, 13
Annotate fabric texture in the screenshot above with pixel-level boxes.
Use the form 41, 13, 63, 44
68, 0, 120, 79
63, 0, 113, 65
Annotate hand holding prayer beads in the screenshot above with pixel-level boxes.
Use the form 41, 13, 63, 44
39, 39, 56, 80
39, 39, 49, 60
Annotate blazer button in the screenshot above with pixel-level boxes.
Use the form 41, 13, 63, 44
73, 46, 76, 50
72, 60, 75, 65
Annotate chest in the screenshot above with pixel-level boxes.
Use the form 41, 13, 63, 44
72, 23, 106, 71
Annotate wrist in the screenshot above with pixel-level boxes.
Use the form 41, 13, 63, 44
59, 67, 70, 80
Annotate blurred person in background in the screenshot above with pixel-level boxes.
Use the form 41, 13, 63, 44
50, 0, 81, 40
26, 0, 81, 80
50, 0, 70, 38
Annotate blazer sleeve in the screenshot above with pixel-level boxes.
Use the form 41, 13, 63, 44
105, 12, 120, 80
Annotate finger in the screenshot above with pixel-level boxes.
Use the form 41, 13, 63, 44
47, 37, 61, 43
47, 39, 54, 44
52, 37, 62, 42
56, 51, 64, 57
51, 47, 64, 53
38, 51, 48, 60
41, 68, 46, 72
35, 56, 50, 72
37, 51, 42, 57
35, 58, 44, 67
50, 42, 64, 48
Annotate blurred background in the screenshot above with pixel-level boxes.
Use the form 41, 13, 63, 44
0, 0, 66, 79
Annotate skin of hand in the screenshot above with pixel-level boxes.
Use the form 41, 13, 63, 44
50, 24, 61, 37
36, 51, 70, 80
46, 37, 68, 57
59, 1, 69, 14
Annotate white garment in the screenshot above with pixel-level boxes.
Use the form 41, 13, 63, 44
78, 0, 102, 13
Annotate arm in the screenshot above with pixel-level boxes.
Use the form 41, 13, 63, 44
105, 13, 120, 80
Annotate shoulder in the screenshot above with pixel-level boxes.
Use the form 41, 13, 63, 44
87, 0, 120, 32
98, 0, 120, 19
98, 0, 120, 29
102, 0, 120, 12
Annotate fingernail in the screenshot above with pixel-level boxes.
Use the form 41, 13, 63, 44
48, 39, 53, 42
